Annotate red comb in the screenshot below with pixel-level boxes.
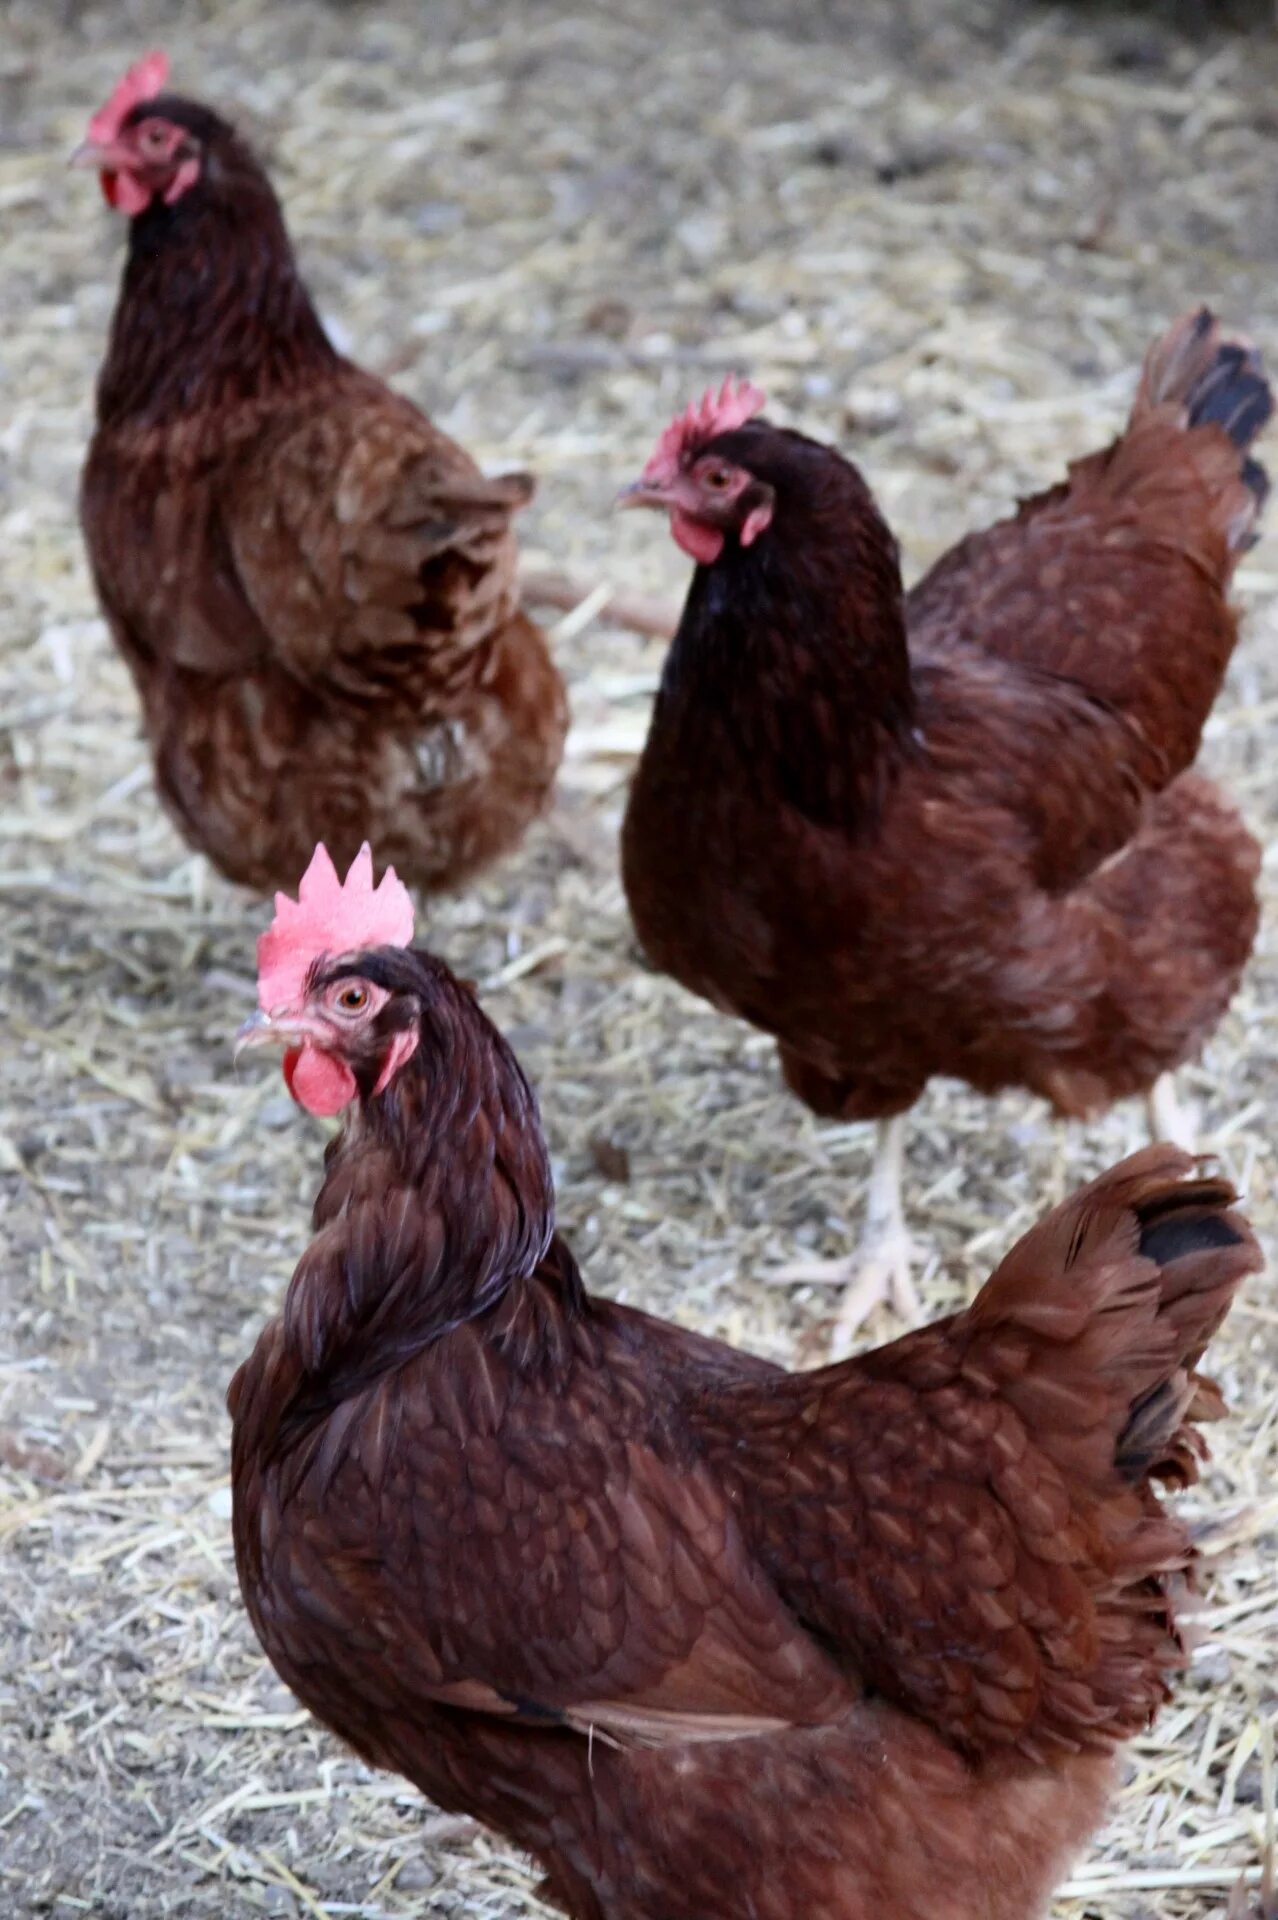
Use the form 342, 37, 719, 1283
87, 51, 170, 146
641, 375, 767, 484
257, 843, 415, 1012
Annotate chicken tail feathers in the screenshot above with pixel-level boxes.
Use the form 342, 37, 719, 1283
699, 1151, 1257, 1762
1114, 1158, 1258, 1486
942, 1147, 1261, 1743
1130, 307, 1273, 549
1136, 307, 1272, 450
970, 1145, 1258, 1507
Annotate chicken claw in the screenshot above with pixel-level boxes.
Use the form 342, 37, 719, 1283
773, 1116, 923, 1357
828, 1222, 922, 1359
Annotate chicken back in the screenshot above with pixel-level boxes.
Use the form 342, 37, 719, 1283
229, 844, 1258, 1920
77, 54, 566, 893
621, 316, 1266, 1127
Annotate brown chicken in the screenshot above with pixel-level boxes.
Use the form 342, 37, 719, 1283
619, 318, 1268, 1347
230, 842, 1258, 1920
76, 53, 566, 894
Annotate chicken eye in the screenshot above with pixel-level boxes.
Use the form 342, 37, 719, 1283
702, 466, 733, 490
336, 984, 369, 1013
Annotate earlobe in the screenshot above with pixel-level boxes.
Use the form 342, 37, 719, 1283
373, 1029, 420, 1097
163, 156, 201, 204
739, 496, 775, 548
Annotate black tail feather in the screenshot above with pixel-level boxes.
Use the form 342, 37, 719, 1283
1141, 308, 1273, 535
1138, 1207, 1246, 1266
1186, 340, 1273, 451
1182, 319, 1273, 520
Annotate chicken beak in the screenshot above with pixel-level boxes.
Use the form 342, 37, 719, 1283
615, 478, 672, 514
234, 1010, 310, 1062
69, 138, 127, 172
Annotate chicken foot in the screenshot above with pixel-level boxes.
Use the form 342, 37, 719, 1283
830, 1115, 923, 1356
773, 1115, 923, 1357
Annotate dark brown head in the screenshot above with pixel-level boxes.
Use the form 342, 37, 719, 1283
618, 377, 776, 565
238, 839, 548, 1173
72, 54, 250, 221
252, 938, 550, 1170
235, 843, 434, 1117
241, 946, 430, 1116
621, 383, 915, 820
76, 57, 333, 424
620, 376, 898, 582
237, 844, 562, 1377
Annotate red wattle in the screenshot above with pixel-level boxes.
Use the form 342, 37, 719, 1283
282, 1044, 357, 1117
100, 169, 153, 216
670, 510, 724, 566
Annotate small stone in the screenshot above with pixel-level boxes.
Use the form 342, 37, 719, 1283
206, 1484, 233, 1521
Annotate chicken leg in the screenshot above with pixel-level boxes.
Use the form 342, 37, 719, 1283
829, 1115, 922, 1357
1146, 1073, 1199, 1153
774, 1116, 922, 1358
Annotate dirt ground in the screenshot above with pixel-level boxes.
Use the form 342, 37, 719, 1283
2, 0, 1277, 1914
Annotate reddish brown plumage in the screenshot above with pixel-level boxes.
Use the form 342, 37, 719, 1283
230, 947, 1259, 1919
79, 87, 566, 894
621, 310, 1266, 1127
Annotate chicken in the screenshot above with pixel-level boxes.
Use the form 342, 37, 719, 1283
619, 316, 1268, 1349
230, 841, 1259, 1920
75, 52, 567, 895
